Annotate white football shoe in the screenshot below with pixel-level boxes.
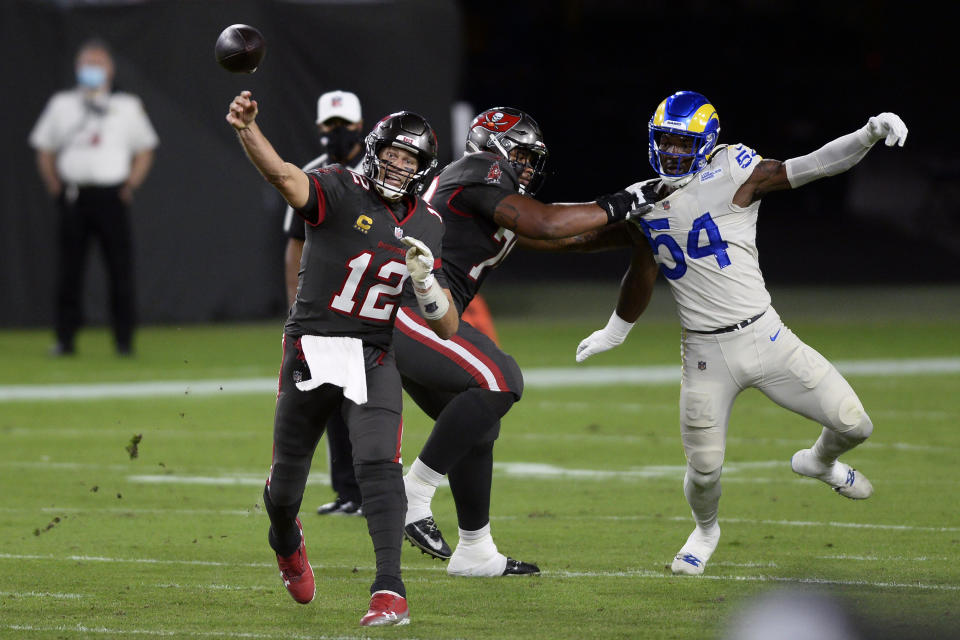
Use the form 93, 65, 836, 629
671, 524, 721, 576
791, 448, 873, 500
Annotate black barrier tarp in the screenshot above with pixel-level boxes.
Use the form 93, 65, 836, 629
1, 0, 461, 327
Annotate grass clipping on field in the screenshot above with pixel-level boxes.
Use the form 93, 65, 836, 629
126, 433, 142, 459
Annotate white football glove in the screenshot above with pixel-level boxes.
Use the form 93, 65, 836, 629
575, 311, 635, 363
863, 112, 908, 147
401, 236, 435, 288
401, 236, 449, 321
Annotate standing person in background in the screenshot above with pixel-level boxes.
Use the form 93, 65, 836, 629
576, 90, 907, 576
29, 38, 158, 357
282, 90, 366, 517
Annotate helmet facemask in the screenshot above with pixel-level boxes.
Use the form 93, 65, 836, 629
366, 141, 432, 201
649, 128, 717, 186
647, 91, 720, 187
502, 142, 548, 196
362, 111, 439, 201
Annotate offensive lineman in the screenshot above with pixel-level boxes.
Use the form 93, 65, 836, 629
397, 107, 642, 576
575, 90, 908, 576
228, 90, 458, 625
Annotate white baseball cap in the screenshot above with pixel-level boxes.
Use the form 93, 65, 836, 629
316, 90, 362, 124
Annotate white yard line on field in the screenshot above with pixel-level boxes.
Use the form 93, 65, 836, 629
2, 507, 955, 534
587, 514, 960, 533
0, 591, 84, 599
1, 624, 405, 640
550, 569, 960, 591
1, 357, 958, 401
0, 554, 956, 593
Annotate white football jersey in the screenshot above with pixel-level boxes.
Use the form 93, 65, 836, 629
635, 144, 771, 331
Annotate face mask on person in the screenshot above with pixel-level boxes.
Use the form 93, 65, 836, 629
323, 126, 363, 163
77, 65, 107, 89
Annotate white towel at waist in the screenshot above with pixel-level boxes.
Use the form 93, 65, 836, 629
295, 335, 368, 405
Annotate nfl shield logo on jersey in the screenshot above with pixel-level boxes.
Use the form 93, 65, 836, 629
698, 361, 707, 371
394, 227, 404, 240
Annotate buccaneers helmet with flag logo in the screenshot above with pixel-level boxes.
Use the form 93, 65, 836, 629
466, 106, 548, 195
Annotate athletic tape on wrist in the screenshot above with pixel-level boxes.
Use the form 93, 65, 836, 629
414, 279, 449, 320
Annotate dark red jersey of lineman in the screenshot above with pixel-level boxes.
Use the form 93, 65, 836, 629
402, 151, 520, 313
287, 166, 446, 348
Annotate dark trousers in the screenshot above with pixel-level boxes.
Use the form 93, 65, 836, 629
326, 410, 362, 503
56, 185, 135, 352
267, 335, 406, 596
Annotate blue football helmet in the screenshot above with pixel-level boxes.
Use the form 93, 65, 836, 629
648, 91, 720, 186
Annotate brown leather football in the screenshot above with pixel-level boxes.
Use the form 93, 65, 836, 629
214, 24, 266, 74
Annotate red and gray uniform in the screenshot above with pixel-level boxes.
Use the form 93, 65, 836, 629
395, 151, 523, 401
286, 166, 446, 348
283, 155, 365, 242
268, 166, 445, 598
282, 155, 366, 508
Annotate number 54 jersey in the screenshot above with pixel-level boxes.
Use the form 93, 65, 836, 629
633, 144, 772, 332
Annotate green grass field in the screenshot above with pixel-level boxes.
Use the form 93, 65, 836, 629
1, 285, 958, 639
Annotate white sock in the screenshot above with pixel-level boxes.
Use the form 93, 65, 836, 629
811, 427, 857, 464
458, 522, 491, 544
456, 523, 499, 556
682, 471, 720, 531
449, 523, 506, 576
404, 458, 443, 524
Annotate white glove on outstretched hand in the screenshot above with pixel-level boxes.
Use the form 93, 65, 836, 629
401, 236, 449, 321
401, 236, 435, 288
863, 112, 908, 147
575, 311, 635, 363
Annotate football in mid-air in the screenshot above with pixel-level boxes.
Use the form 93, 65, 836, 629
214, 24, 266, 74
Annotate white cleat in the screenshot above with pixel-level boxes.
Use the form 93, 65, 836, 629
670, 525, 720, 576
791, 449, 873, 500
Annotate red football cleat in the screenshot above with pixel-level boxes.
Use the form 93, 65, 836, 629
276, 518, 315, 604
359, 590, 410, 626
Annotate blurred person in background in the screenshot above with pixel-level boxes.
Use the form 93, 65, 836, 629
29, 38, 158, 357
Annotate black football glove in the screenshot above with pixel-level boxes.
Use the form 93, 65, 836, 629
640, 180, 661, 204
621, 180, 660, 226
595, 190, 639, 224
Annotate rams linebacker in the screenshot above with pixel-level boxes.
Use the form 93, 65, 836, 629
575, 90, 907, 576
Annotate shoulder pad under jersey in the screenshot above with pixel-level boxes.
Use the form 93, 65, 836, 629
441, 151, 520, 192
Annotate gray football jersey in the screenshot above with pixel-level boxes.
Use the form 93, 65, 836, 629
403, 151, 519, 312
286, 167, 446, 348
283, 154, 365, 241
